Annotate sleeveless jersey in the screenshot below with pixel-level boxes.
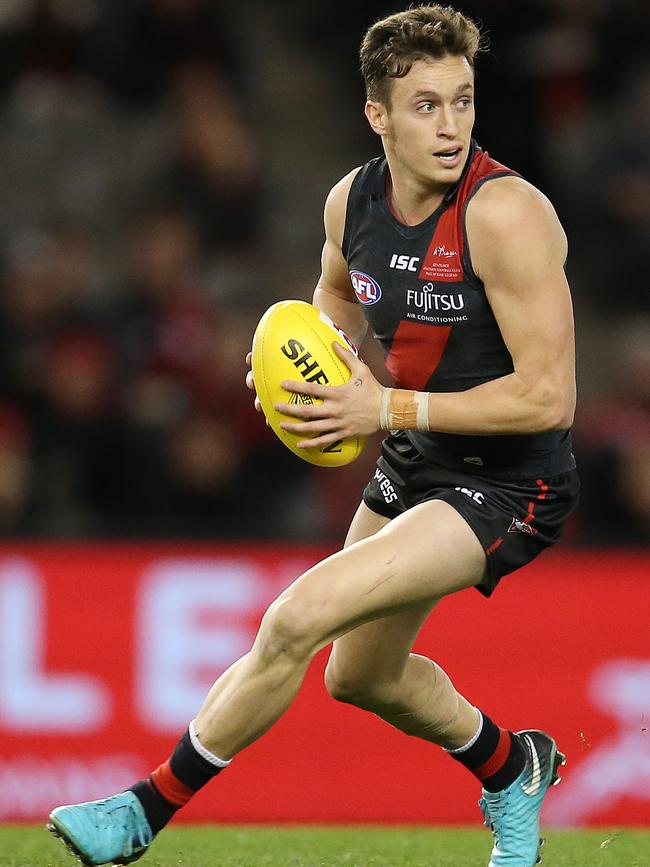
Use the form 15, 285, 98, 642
342, 141, 575, 480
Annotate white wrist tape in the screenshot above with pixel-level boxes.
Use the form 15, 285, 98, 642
378, 388, 430, 432
414, 392, 430, 431
379, 387, 392, 430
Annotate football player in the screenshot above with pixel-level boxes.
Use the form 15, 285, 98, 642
49, 6, 578, 865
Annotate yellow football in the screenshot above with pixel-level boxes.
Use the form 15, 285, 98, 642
251, 300, 366, 467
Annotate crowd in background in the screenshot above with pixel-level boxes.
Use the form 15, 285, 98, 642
0, 0, 647, 545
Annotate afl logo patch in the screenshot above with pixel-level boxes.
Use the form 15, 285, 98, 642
350, 271, 382, 305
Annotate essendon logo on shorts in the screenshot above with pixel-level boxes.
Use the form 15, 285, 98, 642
350, 271, 382, 305
508, 517, 536, 535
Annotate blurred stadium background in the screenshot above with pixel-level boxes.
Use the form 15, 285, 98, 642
0, 0, 648, 832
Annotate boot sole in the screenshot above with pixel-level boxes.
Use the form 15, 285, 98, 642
47, 818, 146, 866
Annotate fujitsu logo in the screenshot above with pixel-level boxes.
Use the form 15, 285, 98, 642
431, 244, 457, 258
406, 284, 464, 312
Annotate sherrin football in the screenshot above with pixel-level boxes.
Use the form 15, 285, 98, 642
251, 300, 366, 467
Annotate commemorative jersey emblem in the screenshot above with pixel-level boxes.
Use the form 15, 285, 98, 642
350, 270, 382, 305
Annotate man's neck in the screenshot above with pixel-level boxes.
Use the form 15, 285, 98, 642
385, 169, 449, 226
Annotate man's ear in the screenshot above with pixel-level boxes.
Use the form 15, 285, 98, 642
365, 101, 389, 137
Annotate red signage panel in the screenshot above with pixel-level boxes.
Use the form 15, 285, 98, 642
0, 544, 647, 826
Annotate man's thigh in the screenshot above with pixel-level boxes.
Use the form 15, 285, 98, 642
327, 598, 436, 687
328, 501, 436, 684
344, 500, 391, 548
275, 498, 487, 650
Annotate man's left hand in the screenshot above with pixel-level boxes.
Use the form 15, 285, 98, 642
275, 343, 384, 449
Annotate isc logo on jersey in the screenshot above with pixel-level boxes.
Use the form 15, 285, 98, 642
350, 271, 382, 305
389, 254, 420, 272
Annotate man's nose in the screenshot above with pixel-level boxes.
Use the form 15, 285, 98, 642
438, 105, 459, 138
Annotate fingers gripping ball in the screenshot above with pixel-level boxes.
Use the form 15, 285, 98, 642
251, 300, 366, 467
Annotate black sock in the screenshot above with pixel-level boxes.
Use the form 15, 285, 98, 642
448, 711, 526, 792
129, 779, 177, 836
129, 727, 227, 835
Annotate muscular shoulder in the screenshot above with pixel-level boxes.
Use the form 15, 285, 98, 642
324, 166, 363, 246
466, 176, 568, 278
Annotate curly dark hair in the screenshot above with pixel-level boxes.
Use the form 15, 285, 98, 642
360, 5, 485, 106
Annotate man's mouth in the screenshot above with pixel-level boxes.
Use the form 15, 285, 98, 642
434, 147, 462, 162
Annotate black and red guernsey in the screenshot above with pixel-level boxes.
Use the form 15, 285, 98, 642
342, 141, 575, 480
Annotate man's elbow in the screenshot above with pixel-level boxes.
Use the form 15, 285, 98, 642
531, 382, 576, 432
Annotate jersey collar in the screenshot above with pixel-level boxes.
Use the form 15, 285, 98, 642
379, 139, 480, 237
442, 138, 480, 204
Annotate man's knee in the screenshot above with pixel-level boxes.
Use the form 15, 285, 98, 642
257, 594, 323, 663
324, 661, 397, 709
325, 654, 466, 741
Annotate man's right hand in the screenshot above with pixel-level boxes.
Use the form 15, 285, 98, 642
245, 351, 265, 417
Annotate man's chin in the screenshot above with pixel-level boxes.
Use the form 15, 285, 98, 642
427, 167, 463, 189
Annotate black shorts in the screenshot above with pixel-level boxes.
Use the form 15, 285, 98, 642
363, 431, 580, 597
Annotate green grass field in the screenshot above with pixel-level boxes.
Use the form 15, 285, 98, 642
2, 825, 649, 867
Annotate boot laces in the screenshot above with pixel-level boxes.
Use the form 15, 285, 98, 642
105, 801, 153, 856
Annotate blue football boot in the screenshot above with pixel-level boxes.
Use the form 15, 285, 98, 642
47, 791, 153, 865
478, 730, 565, 866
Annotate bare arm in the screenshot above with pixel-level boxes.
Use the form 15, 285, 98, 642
246, 168, 365, 408
312, 168, 368, 348
422, 176, 577, 434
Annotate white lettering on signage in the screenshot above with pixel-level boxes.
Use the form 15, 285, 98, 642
136, 561, 263, 730
0, 754, 144, 819
544, 659, 650, 824
0, 559, 110, 731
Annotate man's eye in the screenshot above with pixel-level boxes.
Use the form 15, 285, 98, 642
417, 103, 434, 113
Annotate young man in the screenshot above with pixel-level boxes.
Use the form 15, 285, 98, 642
48, 6, 579, 866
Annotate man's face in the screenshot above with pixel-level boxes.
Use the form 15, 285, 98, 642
368, 55, 476, 189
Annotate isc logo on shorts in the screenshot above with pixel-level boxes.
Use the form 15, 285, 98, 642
350, 271, 382, 305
